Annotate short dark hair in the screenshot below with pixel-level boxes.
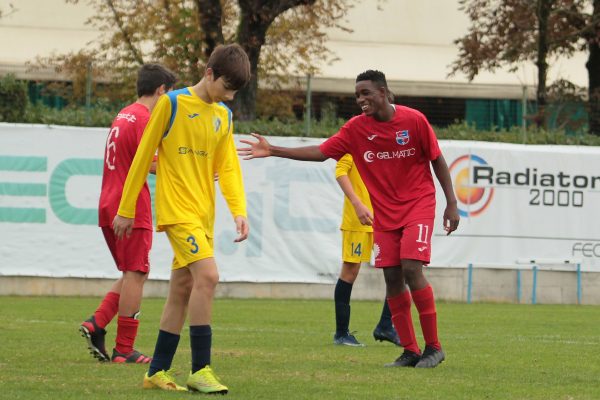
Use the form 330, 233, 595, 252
356, 70, 388, 90
136, 64, 177, 97
207, 44, 251, 91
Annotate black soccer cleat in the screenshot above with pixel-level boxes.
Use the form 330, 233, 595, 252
79, 316, 109, 362
384, 350, 422, 367
333, 331, 365, 347
414, 345, 445, 368
373, 325, 401, 346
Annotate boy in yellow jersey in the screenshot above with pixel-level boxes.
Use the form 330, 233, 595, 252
333, 154, 400, 347
113, 44, 251, 393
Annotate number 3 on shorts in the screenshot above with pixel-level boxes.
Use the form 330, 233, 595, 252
187, 235, 199, 254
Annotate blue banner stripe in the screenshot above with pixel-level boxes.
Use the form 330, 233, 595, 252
0, 156, 47, 171
0, 182, 47, 196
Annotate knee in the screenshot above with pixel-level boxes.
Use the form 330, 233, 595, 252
401, 262, 425, 288
340, 262, 360, 283
194, 270, 219, 291
172, 282, 192, 300
383, 268, 404, 288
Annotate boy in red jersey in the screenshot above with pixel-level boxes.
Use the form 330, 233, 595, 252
238, 70, 459, 368
79, 64, 176, 363
113, 44, 251, 393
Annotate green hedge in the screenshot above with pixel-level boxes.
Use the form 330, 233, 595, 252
23, 103, 116, 127
236, 119, 600, 146
15, 102, 600, 146
0, 74, 28, 122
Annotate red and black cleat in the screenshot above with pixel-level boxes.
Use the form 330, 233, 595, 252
79, 316, 109, 362
111, 348, 152, 363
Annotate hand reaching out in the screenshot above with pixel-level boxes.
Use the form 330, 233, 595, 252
237, 133, 271, 160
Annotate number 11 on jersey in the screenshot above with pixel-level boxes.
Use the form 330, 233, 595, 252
416, 224, 429, 244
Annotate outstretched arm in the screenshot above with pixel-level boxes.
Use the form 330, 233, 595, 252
238, 133, 328, 162
431, 154, 460, 235
337, 175, 373, 226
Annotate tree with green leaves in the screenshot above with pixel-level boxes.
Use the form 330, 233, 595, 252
556, 0, 600, 134
38, 0, 356, 120
451, 0, 600, 135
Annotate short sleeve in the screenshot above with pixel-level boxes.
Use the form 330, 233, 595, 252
335, 154, 353, 179
319, 122, 352, 160
418, 113, 441, 161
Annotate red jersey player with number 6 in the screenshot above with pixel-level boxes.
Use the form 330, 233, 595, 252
238, 70, 460, 369
79, 64, 176, 364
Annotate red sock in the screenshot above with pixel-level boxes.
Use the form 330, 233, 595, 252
411, 285, 441, 350
115, 316, 139, 354
387, 291, 420, 354
93, 291, 120, 329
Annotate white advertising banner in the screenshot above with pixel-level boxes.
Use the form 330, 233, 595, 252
1, 123, 599, 283
432, 141, 600, 271
0, 123, 341, 282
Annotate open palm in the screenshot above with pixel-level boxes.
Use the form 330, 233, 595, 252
238, 133, 271, 159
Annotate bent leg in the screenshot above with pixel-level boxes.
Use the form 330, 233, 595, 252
114, 271, 148, 356
384, 266, 419, 354
402, 259, 441, 352
148, 268, 193, 376
334, 261, 360, 338
188, 258, 220, 372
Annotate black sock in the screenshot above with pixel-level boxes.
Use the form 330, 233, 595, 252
334, 279, 353, 336
190, 325, 212, 374
148, 330, 180, 377
377, 298, 393, 330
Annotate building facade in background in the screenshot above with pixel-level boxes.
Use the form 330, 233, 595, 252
0, 0, 589, 129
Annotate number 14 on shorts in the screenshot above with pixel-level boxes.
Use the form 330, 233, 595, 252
351, 242, 362, 256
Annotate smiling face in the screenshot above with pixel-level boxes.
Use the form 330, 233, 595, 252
355, 80, 388, 119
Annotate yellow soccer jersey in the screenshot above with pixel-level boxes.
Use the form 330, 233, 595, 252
335, 154, 373, 232
118, 87, 246, 237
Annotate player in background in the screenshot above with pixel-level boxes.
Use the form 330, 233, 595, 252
333, 154, 399, 347
113, 44, 251, 393
238, 70, 459, 369
79, 64, 176, 363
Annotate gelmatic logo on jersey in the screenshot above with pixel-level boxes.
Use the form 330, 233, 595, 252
364, 151, 375, 163
363, 148, 416, 163
449, 154, 494, 217
395, 130, 409, 145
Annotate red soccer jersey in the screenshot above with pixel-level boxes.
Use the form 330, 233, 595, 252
98, 103, 152, 229
320, 105, 441, 231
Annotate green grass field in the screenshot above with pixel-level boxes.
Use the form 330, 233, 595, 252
1, 296, 599, 400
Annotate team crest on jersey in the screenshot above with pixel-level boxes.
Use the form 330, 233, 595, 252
395, 130, 409, 145
213, 116, 222, 132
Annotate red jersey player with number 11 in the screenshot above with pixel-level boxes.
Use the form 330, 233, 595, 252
238, 69, 460, 369
79, 64, 176, 363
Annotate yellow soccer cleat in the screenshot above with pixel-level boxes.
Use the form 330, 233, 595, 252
186, 366, 229, 394
142, 370, 187, 391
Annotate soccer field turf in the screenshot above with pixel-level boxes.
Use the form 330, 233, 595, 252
1, 296, 599, 400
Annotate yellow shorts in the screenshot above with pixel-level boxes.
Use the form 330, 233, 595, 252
164, 223, 214, 270
342, 230, 373, 263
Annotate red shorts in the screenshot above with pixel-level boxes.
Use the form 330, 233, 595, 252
373, 219, 434, 268
102, 227, 152, 273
